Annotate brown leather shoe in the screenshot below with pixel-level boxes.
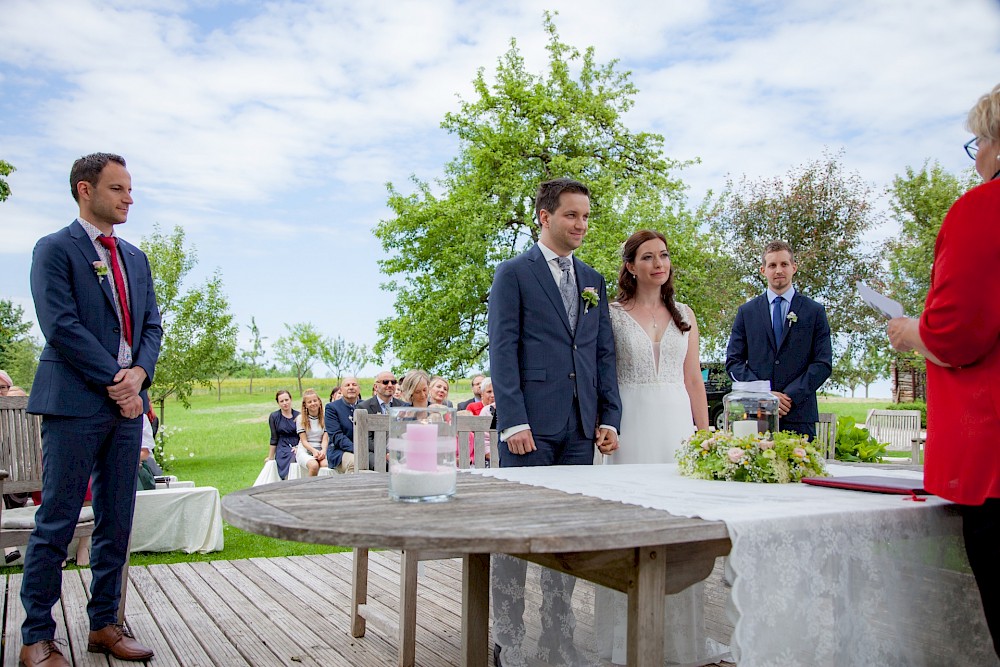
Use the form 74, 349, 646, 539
87, 624, 154, 661
18, 640, 69, 667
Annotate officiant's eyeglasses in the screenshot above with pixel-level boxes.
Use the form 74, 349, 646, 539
965, 137, 979, 160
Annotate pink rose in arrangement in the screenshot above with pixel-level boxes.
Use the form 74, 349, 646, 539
759, 440, 774, 450
727, 447, 744, 463
793, 447, 808, 459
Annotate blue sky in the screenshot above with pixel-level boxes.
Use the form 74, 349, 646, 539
2, 0, 999, 395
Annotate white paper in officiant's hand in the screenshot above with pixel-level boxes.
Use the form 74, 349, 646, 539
857, 282, 905, 319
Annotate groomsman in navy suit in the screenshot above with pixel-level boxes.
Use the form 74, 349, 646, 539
488, 177, 622, 667
21, 153, 161, 667
725, 240, 832, 439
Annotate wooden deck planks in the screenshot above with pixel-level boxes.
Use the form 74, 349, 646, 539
2, 552, 735, 667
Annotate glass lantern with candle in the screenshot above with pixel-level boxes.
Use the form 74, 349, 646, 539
723, 380, 779, 439
387, 404, 458, 502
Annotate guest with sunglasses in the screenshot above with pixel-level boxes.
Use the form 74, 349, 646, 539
357, 371, 406, 469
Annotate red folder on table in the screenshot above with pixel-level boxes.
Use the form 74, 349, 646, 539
802, 476, 928, 496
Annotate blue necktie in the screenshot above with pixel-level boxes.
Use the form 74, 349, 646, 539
772, 296, 785, 347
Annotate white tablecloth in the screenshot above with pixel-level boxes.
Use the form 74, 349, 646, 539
477, 464, 997, 667
131, 486, 224, 554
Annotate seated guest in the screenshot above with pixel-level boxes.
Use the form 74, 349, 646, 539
296, 389, 328, 476
400, 370, 431, 408
266, 390, 300, 479
329, 386, 342, 402
464, 378, 496, 464
457, 374, 485, 410
429, 376, 453, 407
326, 376, 363, 473
0, 369, 12, 396
140, 412, 163, 476
466, 378, 496, 419
358, 371, 406, 469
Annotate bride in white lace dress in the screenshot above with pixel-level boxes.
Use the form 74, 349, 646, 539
595, 230, 727, 666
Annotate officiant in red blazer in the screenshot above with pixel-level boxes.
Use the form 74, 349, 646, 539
889, 84, 1000, 659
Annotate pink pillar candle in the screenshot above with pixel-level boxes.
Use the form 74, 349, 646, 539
405, 423, 438, 472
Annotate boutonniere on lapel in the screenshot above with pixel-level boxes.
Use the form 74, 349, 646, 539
93, 261, 109, 283
786, 311, 798, 326
581, 287, 599, 314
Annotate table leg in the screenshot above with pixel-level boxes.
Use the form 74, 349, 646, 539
627, 545, 666, 667
462, 553, 490, 667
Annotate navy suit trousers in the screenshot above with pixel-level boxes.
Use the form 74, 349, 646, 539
20, 403, 142, 644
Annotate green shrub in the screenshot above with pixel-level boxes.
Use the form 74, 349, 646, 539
884, 401, 927, 428
835, 415, 888, 463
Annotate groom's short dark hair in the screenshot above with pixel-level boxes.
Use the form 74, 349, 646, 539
70, 152, 126, 202
535, 178, 590, 221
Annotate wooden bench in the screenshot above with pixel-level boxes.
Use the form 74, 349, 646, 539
350, 409, 497, 667
815, 412, 837, 459
865, 409, 922, 462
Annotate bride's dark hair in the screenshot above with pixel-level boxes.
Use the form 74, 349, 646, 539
616, 230, 690, 332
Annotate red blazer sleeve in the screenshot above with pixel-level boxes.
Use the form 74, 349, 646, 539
920, 180, 1000, 367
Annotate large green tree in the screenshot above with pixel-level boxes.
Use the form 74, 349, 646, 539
142, 224, 238, 422
708, 151, 885, 352
884, 161, 978, 316
0, 160, 14, 203
374, 14, 721, 375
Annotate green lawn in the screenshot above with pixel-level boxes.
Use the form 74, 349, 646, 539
0, 381, 895, 573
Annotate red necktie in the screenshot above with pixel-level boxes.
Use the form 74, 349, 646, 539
97, 235, 133, 346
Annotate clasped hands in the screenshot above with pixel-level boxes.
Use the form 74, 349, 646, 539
106, 366, 147, 419
504, 427, 619, 456
772, 391, 792, 417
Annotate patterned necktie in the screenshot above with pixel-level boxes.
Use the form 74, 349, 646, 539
97, 235, 133, 345
556, 256, 577, 332
772, 295, 784, 348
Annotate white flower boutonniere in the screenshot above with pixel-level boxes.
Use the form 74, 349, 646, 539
786, 311, 798, 325
581, 287, 599, 314
93, 261, 109, 283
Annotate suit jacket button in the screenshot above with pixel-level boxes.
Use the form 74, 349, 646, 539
573, 344, 578, 350
775, 360, 780, 365
113, 327, 121, 333
569, 373, 576, 379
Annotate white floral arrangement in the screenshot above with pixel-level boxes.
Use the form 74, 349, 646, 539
676, 429, 828, 483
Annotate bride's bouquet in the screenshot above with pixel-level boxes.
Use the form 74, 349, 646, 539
676, 429, 828, 483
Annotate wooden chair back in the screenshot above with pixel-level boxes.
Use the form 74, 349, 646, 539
0, 395, 44, 495
815, 412, 837, 460
352, 409, 500, 471
865, 409, 922, 461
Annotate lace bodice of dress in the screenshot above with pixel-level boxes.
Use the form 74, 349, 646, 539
610, 301, 689, 387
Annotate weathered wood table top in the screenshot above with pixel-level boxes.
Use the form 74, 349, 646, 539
223, 471, 731, 667
222, 472, 730, 553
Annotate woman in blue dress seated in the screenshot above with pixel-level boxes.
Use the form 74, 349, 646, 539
267, 389, 300, 479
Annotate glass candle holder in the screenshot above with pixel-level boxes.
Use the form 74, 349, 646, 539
388, 404, 457, 502
723, 380, 779, 438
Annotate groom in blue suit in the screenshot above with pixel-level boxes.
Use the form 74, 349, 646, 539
725, 240, 832, 439
488, 178, 622, 667
21, 153, 161, 667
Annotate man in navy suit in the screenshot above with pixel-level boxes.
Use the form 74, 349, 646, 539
725, 240, 832, 439
355, 370, 406, 470
488, 178, 622, 666
325, 375, 363, 473
21, 153, 161, 667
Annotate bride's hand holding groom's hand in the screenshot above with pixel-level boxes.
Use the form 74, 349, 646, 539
595, 427, 619, 454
